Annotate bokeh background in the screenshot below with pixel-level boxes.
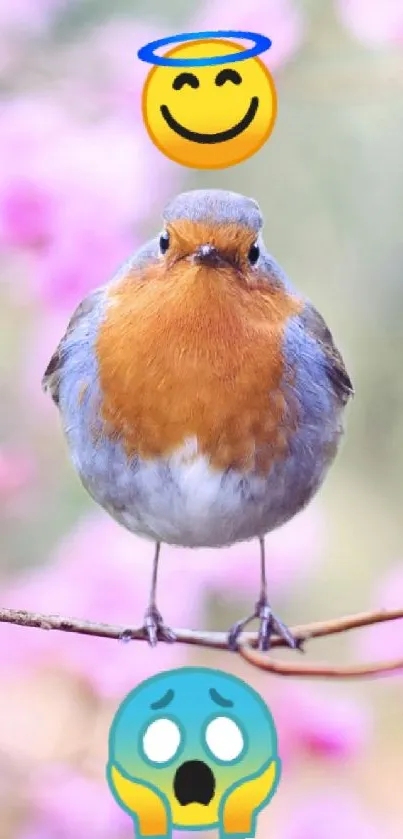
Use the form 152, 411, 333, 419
0, 0, 402, 836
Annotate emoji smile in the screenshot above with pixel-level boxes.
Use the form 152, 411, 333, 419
160, 97, 259, 144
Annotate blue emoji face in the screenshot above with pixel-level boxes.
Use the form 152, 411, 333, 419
107, 667, 280, 839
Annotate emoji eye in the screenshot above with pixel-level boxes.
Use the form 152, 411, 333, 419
205, 716, 244, 762
248, 242, 260, 265
159, 231, 170, 254
142, 718, 181, 764
173, 72, 200, 90
215, 69, 242, 87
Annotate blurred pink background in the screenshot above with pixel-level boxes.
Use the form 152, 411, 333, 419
0, 1, 402, 837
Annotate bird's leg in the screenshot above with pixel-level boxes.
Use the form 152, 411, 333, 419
228, 537, 301, 652
143, 542, 176, 647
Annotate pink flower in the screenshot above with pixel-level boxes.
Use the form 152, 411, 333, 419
271, 682, 370, 761
0, 101, 172, 235
19, 766, 129, 839
79, 20, 163, 118
0, 98, 178, 310
0, 178, 57, 249
0, 448, 35, 497
0, 514, 202, 696
192, 503, 325, 603
34, 224, 134, 310
337, 0, 403, 46
19, 765, 199, 839
355, 564, 403, 668
0, 447, 36, 515
280, 790, 392, 839
0, 98, 65, 254
193, 0, 304, 70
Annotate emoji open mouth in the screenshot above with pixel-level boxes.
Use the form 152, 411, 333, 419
160, 97, 259, 144
173, 759, 216, 805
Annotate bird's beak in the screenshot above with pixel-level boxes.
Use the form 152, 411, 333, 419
192, 244, 223, 267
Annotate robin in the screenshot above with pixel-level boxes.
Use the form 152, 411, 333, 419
43, 189, 353, 651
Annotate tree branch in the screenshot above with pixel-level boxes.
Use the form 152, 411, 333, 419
0, 606, 402, 679
239, 645, 403, 678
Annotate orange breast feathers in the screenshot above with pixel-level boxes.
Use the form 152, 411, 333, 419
95, 222, 303, 475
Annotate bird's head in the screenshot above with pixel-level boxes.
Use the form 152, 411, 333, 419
119, 189, 294, 302
157, 189, 266, 287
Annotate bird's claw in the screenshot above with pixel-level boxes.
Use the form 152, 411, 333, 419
143, 605, 176, 647
228, 619, 248, 652
228, 599, 301, 653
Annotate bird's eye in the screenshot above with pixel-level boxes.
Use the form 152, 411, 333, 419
248, 242, 260, 265
159, 231, 170, 254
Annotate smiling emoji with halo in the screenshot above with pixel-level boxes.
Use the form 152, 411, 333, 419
139, 32, 277, 169
107, 666, 280, 839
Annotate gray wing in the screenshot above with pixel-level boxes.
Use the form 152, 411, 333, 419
42, 238, 161, 407
301, 302, 354, 406
42, 288, 104, 406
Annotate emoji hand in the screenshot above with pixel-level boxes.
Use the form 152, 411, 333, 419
108, 764, 171, 839
220, 759, 280, 839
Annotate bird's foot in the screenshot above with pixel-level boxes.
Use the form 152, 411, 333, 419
228, 599, 302, 653
143, 605, 176, 648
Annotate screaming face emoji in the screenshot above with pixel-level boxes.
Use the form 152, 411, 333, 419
107, 667, 280, 839
142, 39, 277, 169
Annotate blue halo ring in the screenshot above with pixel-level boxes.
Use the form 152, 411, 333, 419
137, 30, 272, 68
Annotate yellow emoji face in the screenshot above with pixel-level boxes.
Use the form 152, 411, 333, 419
142, 39, 277, 169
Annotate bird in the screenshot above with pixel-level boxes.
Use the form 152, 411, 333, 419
107, 666, 280, 839
42, 189, 353, 652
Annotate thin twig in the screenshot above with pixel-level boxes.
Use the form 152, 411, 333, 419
0, 606, 402, 678
239, 645, 403, 679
